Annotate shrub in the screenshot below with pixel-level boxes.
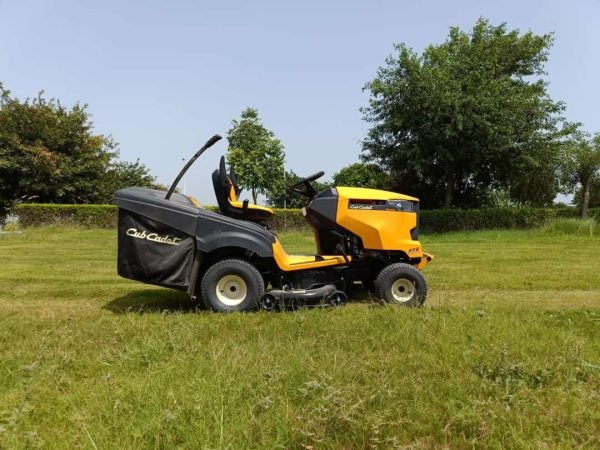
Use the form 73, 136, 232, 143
419, 207, 600, 233
13, 203, 308, 231
269, 208, 308, 231
542, 217, 597, 237
201, 206, 307, 231
15, 204, 118, 228
418, 208, 549, 233
554, 207, 600, 220
14, 203, 600, 233
1, 222, 19, 232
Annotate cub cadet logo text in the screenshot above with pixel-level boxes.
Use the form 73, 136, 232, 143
126, 228, 181, 246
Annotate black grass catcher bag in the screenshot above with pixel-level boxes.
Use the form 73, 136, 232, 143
117, 210, 194, 288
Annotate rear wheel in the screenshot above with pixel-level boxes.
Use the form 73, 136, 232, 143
200, 259, 264, 312
374, 263, 428, 307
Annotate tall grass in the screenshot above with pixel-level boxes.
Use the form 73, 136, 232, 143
542, 217, 597, 236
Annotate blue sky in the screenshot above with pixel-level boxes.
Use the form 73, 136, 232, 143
1, 0, 599, 203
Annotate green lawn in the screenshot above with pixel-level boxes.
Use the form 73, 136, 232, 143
0, 227, 599, 448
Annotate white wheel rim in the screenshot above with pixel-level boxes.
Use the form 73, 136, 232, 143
215, 274, 248, 306
390, 278, 415, 303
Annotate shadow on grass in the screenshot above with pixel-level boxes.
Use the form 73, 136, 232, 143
104, 286, 378, 315
346, 286, 380, 304
104, 289, 203, 314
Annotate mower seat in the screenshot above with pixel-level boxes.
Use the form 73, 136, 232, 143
212, 156, 274, 223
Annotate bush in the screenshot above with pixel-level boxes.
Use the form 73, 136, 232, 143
419, 207, 600, 233
15, 204, 118, 228
418, 208, 547, 233
542, 217, 597, 237
15, 203, 600, 233
269, 208, 308, 231
554, 207, 600, 220
13, 203, 308, 231
203, 206, 307, 231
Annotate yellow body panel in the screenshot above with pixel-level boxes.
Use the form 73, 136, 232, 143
272, 238, 349, 271
417, 252, 434, 269
336, 187, 418, 202
187, 195, 201, 207
335, 186, 423, 256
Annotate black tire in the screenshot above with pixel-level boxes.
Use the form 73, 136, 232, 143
374, 263, 428, 307
200, 259, 264, 312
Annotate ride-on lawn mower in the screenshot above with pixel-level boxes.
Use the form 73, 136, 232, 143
113, 135, 433, 311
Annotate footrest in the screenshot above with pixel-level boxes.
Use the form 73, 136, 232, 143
273, 240, 350, 272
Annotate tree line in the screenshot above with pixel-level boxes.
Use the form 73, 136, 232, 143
225, 19, 599, 217
2, 18, 599, 220
0, 84, 163, 219
359, 18, 599, 216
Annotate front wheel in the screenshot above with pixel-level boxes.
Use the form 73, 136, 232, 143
200, 259, 264, 312
374, 263, 428, 307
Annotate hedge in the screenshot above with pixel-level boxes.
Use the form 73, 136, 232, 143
13, 203, 308, 232
419, 207, 598, 233
14, 203, 600, 233
15, 204, 118, 229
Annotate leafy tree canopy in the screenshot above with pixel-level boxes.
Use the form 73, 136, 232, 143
0, 84, 157, 217
361, 18, 571, 208
332, 163, 388, 189
97, 159, 164, 204
266, 169, 331, 208
561, 132, 600, 217
226, 108, 285, 204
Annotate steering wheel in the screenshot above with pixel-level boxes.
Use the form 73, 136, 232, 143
287, 171, 325, 198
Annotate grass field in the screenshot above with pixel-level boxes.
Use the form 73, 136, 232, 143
0, 227, 599, 448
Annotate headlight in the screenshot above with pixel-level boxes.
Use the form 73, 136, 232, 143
387, 200, 415, 211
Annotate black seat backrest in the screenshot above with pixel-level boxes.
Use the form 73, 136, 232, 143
212, 156, 235, 215
212, 155, 272, 223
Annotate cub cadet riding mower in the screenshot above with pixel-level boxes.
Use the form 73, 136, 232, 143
113, 135, 433, 311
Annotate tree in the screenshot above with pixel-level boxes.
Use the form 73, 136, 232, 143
333, 163, 388, 189
561, 133, 600, 217
361, 18, 570, 208
226, 108, 285, 204
0, 85, 115, 217
97, 159, 161, 203
574, 178, 600, 210
266, 169, 331, 208
0, 84, 159, 218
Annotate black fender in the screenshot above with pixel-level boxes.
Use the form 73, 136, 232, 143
194, 210, 275, 258
195, 231, 274, 257
189, 213, 275, 299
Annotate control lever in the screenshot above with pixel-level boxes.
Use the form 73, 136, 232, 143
330, 230, 349, 264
